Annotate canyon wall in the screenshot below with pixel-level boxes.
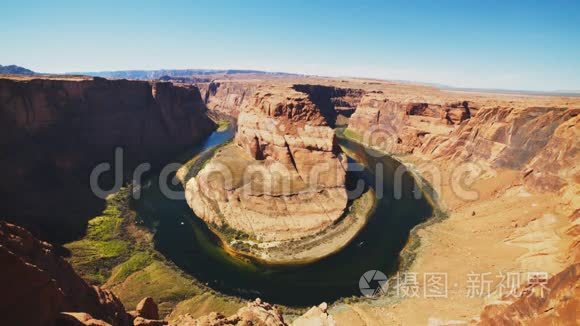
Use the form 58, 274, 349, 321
0, 221, 130, 325
186, 85, 349, 242
198, 81, 258, 117
347, 92, 579, 192
420, 106, 579, 191
291, 84, 365, 124
198, 81, 364, 121
346, 91, 579, 325
0, 77, 215, 242
347, 91, 478, 154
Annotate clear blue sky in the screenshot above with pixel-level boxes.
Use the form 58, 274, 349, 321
1, 0, 579, 91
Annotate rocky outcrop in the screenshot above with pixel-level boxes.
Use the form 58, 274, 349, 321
185, 85, 349, 247
235, 87, 347, 187
59, 312, 115, 326
171, 299, 285, 326
0, 77, 215, 242
0, 221, 129, 325
0, 221, 171, 325
479, 263, 580, 326
406, 100, 473, 124
134, 297, 160, 321
169, 299, 337, 326
292, 302, 335, 326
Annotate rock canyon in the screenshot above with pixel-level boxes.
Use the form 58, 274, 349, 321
1, 72, 579, 325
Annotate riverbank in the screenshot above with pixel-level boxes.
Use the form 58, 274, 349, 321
63, 118, 248, 318
64, 187, 247, 318
206, 188, 374, 266
337, 128, 449, 273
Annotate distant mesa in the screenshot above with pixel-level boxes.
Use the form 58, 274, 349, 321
0, 64, 35, 75
70, 68, 299, 80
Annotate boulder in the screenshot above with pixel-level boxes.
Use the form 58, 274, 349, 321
59, 312, 112, 326
136, 297, 159, 320
133, 317, 168, 326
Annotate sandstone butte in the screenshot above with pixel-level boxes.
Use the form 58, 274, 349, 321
1, 74, 579, 325
183, 85, 376, 264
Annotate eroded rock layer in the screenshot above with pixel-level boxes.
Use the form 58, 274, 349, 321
186, 85, 348, 242
347, 91, 481, 155
347, 91, 579, 191
479, 263, 580, 326
198, 81, 258, 117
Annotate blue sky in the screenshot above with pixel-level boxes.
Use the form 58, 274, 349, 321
1, 0, 579, 90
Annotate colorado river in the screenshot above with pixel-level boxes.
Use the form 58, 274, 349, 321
133, 124, 434, 307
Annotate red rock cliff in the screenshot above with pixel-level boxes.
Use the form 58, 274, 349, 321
347, 91, 578, 191
0, 221, 129, 325
198, 81, 258, 117
0, 77, 215, 242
